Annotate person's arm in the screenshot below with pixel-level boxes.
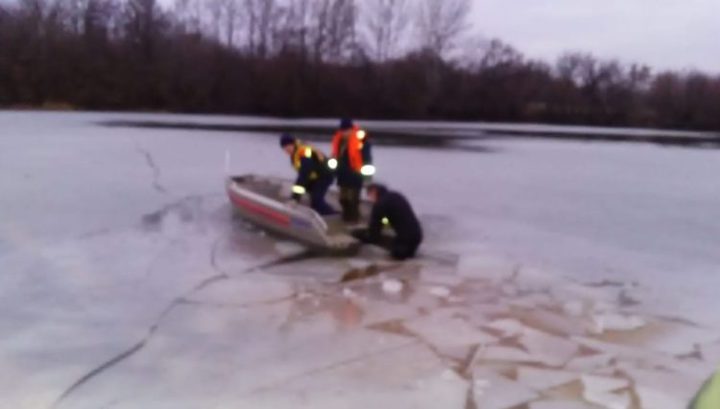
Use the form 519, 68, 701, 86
331, 133, 342, 160
361, 137, 372, 164
328, 134, 339, 171
291, 157, 313, 201
360, 135, 375, 179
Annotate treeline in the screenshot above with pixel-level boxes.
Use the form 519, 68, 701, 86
1, 0, 719, 130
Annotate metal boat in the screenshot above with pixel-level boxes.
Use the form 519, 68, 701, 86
226, 174, 373, 253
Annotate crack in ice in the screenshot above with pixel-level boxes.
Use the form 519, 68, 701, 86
50, 319, 164, 408
369, 319, 480, 408
177, 295, 297, 310
461, 345, 481, 409
246, 340, 419, 396
134, 143, 167, 194
51, 237, 313, 408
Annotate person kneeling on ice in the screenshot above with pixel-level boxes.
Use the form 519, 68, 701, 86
280, 134, 336, 216
354, 183, 423, 260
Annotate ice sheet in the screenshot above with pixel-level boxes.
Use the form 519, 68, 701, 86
2, 111, 720, 408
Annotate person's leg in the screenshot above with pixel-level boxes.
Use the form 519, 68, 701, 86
390, 239, 421, 261
338, 172, 362, 222
310, 177, 336, 216
375, 234, 394, 251
391, 241, 412, 261
339, 186, 352, 221
346, 186, 361, 223
337, 171, 350, 221
406, 239, 421, 258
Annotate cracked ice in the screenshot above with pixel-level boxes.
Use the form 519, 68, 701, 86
1, 111, 720, 409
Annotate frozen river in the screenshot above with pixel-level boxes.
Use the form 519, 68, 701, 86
1, 111, 719, 408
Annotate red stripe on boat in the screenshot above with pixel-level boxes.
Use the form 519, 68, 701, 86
229, 191, 291, 226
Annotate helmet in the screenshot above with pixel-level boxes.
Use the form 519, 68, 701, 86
279, 133, 296, 147
339, 118, 354, 130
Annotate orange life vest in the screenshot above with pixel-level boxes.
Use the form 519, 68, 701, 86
331, 126, 368, 173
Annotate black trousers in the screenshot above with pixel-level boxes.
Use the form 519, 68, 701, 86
339, 186, 361, 223
309, 176, 336, 216
355, 232, 421, 261
391, 238, 422, 261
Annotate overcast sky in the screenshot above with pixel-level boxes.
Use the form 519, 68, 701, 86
471, 0, 719, 72
3, 0, 716, 72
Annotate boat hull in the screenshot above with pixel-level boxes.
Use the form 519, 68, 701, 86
226, 175, 363, 253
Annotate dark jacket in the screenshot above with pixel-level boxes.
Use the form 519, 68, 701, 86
291, 144, 332, 199
368, 188, 423, 244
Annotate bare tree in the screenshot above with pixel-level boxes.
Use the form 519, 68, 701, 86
556, 52, 592, 86
324, 0, 358, 61
243, 0, 281, 57
414, 0, 471, 57
204, 0, 224, 41
222, 0, 240, 47
16, 0, 50, 28
124, 0, 163, 59
173, 0, 204, 33
275, 0, 313, 55
627, 64, 652, 91
205, 0, 241, 46
362, 0, 409, 61
308, 0, 358, 62
60, 0, 85, 33
57, 0, 116, 41
479, 39, 523, 69
557, 53, 624, 93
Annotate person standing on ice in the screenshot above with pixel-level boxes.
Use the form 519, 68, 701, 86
280, 134, 336, 216
353, 183, 423, 260
328, 118, 374, 223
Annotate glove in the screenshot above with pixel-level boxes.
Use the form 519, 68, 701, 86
361, 164, 375, 183
360, 164, 376, 177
